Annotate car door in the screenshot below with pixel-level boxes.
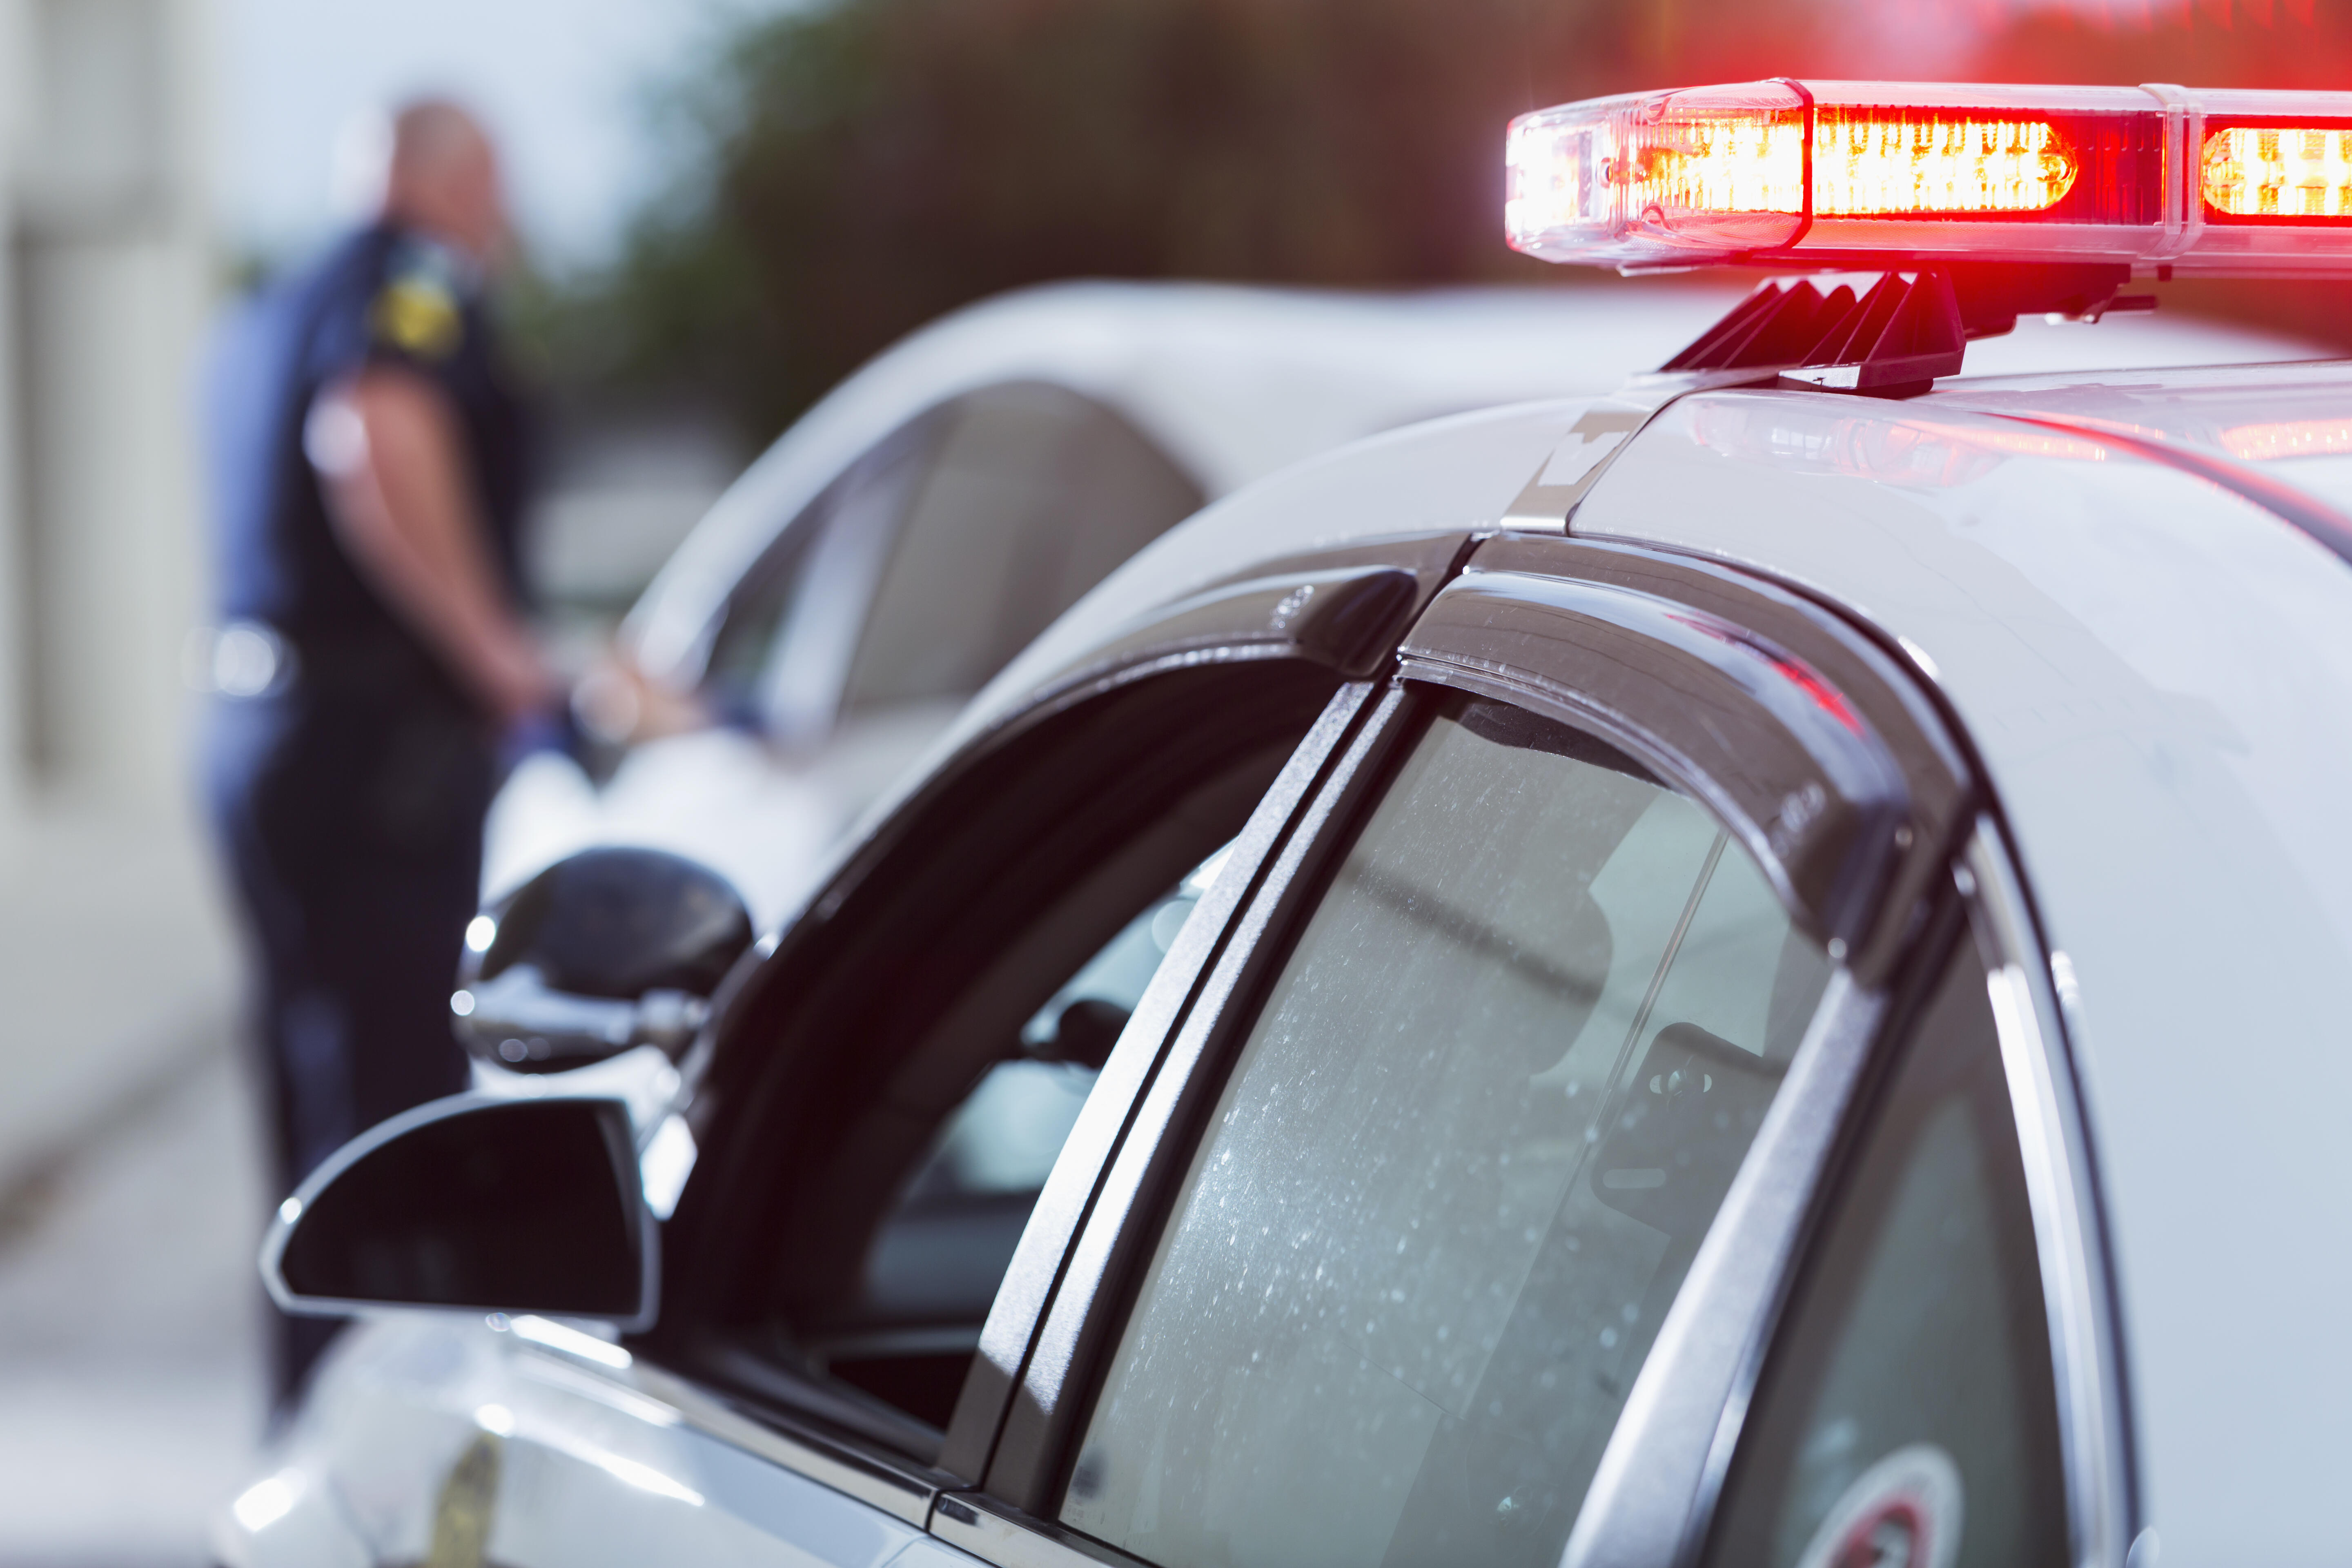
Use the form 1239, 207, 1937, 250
913, 537, 2120, 1567
355, 536, 1468, 1566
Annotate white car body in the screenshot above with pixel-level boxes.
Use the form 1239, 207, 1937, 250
230, 301, 2348, 1568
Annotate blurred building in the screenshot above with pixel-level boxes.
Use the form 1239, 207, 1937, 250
1, 0, 212, 815
0, 0, 234, 1187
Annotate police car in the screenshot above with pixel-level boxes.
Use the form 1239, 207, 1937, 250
225, 81, 2352, 1568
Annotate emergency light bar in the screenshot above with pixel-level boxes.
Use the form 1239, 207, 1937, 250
1507, 81, 2352, 275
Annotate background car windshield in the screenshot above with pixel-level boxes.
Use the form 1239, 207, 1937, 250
698, 383, 1201, 736
1061, 696, 1831, 1568
840, 382, 1202, 715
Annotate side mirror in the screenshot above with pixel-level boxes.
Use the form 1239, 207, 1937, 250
262, 1094, 657, 1329
456, 847, 754, 1072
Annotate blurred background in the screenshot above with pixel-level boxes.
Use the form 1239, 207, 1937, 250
1, 0, 2348, 1559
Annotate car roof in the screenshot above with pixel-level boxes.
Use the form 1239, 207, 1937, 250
626, 280, 1753, 676
1926, 356, 2352, 513
928, 347, 2352, 1557
625, 279, 2318, 679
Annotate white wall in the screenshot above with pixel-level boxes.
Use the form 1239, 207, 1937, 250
0, 0, 239, 1191
17, 237, 209, 802
5, 0, 213, 816
0, 0, 32, 820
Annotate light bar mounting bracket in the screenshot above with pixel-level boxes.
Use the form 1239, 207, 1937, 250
1659, 265, 2156, 397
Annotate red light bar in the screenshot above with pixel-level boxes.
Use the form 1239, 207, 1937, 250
1507, 81, 2352, 275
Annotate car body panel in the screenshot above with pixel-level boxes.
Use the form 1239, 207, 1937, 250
489, 702, 966, 932
1931, 357, 2352, 517
626, 286, 2322, 687
223, 1314, 940, 1568
1572, 384, 2352, 1564
234, 305, 2350, 1568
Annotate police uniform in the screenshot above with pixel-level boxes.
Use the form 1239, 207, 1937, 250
200, 223, 533, 1397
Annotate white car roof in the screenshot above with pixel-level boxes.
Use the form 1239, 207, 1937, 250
626, 280, 1746, 675
625, 279, 2316, 679
938, 346, 2352, 1564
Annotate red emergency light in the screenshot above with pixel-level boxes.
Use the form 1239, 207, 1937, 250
1507, 81, 2352, 276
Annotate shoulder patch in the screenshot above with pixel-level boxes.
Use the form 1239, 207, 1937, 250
371, 277, 463, 360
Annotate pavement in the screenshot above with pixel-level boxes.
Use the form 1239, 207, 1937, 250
0, 807, 263, 1567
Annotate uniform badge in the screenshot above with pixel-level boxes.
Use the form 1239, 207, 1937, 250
371, 274, 464, 360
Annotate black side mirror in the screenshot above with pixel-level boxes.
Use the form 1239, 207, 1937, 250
263, 1095, 657, 1329
456, 847, 755, 1072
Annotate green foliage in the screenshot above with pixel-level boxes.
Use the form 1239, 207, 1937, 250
551, 0, 2352, 443
557, 0, 1697, 441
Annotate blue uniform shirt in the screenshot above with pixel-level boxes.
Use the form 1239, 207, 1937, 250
204, 222, 532, 704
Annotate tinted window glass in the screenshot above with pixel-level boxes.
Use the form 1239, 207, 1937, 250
1060, 697, 1832, 1568
841, 383, 1202, 714
698, 518, 817, 722
698, 424, 935, 726
1699, 940, 2067, 1568
814, 848, 1230, 1428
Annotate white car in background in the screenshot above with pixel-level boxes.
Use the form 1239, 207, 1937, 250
484, 279, 2315, 930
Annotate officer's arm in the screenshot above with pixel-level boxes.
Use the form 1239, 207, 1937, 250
308, 366, 552, 722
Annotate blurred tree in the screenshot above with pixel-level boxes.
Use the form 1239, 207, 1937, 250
546, 0, 1868, 440
545, 0, 2352, 443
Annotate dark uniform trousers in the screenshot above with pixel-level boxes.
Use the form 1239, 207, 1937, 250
201, 220, 532, 1406
206, 655, 491, 1391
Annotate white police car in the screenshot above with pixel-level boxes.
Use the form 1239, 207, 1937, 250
225, 81, 2352, 1568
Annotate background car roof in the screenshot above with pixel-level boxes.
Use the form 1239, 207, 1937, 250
922, 351, 2352, 1563
624, 279, 2321, 680
626, 280, 1745, 676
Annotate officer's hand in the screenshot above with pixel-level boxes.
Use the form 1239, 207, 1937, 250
571, 654, 712, 749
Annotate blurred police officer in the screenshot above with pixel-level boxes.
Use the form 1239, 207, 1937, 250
201, 99, 553, 1405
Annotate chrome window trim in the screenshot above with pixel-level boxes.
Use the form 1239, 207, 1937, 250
1559, 969, 1886, 1568
506, 1332, 946, 1527
931, 1492, 1153, 1568
1960, 818, 2136, 1568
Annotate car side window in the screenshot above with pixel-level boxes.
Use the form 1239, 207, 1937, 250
815, 850, 1230, 1427
688, 660, 1346, 1459
1697, 935, 2068, 1568
1058, 695, 1833, 1568
840, 382, 1203, 716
